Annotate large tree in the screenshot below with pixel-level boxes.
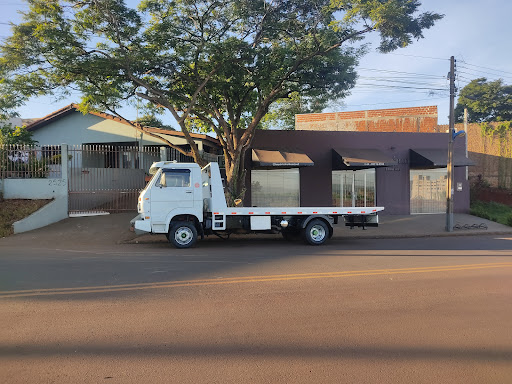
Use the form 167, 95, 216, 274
0, 0, 442, 205
455, 78, 512, 123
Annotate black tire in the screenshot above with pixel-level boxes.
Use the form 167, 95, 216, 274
303, 219, 329, 245
168, 221, 198, 248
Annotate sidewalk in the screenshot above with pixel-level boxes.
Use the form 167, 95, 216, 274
1, 212, 511, 248
334, 213, 512, 239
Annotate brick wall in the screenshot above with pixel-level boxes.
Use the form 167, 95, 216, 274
295, 106, 439, 132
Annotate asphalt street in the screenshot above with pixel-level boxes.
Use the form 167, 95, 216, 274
1, 235, 512, 383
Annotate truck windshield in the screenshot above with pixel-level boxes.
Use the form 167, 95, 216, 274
142, 170, 161, 192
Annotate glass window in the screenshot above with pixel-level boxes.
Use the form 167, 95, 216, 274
410, 168, 447, 214
251, 169, 300, 207
158, 169, 191, 188
332, 169, 375, 207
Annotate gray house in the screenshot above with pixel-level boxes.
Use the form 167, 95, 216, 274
21, 104, 222, 215
26, 103, 221, 164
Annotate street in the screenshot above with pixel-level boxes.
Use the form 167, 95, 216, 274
1, 235, 512, 383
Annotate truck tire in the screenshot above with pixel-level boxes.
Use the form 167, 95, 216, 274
303, 219, 329, 245
168, 221, 198, 248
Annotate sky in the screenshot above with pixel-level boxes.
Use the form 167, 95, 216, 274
1, 0, 512, 126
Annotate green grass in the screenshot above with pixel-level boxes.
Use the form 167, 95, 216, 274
470, 200, 512, 226
0, 198, 52, 237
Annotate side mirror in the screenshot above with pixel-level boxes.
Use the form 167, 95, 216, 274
160, 172, 167, 188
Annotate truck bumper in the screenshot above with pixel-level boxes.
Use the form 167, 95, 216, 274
131, 214, 152, 235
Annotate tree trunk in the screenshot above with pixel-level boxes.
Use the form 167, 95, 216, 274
224, 151, 247, 207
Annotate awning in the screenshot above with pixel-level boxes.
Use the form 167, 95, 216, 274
409, 149, 475, 168
332, 148, 396, 169
252, 149, 314, 168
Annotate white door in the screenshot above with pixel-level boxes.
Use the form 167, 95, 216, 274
151, 169, 193, 224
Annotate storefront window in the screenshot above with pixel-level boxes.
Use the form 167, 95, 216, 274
251, 169, 300, 207
332, 169, 375, 207
410, 168, 447, 214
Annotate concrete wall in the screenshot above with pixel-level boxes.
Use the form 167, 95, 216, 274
296, 106, 439, 133
464, 122, 512, 189
2, 178, 67, 199
1, 144, 70, 234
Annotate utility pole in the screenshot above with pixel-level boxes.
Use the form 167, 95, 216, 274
464, 107, 468, 181
446, 56, 456, 232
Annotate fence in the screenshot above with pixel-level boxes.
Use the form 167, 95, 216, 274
0, 144, 62, 179
67, 145, 222, 214
1, 144, 223, 214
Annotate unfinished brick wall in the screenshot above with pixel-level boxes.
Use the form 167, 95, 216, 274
295, 106, 439, 132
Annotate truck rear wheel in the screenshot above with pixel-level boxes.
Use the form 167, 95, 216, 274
168, 221, 198, 248
304, 219, 329, 245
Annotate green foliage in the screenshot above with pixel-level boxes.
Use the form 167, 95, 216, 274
480, 121, 511, 139
135, 115, 175, 130
470, 200, 512, 226
0, 0, 442, 202
49, 154, 72, 164
455, 78, 512, 123
261, 92, 327, 130
0, 124, 37, 146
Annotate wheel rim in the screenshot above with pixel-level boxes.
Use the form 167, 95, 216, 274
175, 226, 193, 245
309, 224, 326, 242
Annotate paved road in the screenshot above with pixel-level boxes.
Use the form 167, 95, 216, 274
1, 235, 512, 383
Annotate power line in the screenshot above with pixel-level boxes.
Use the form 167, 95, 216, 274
356, 83, 448, 91
383, 52, 449, 61
459, 60, 512, 77
344, 96, 448, 108
458, 69, 512, 82
358, 67, 445, 79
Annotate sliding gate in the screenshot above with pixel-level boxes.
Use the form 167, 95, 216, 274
68, 145, 160, 215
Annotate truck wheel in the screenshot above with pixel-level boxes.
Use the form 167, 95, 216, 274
304, 219, 329, 245
169, 221, 198, 248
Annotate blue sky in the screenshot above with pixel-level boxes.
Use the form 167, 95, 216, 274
1, 0, 511, 125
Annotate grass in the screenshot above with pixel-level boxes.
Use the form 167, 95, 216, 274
0, 198, 52, 237
470, 200, 512, 227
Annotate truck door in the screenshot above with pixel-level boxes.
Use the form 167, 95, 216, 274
151, 168, 193, 224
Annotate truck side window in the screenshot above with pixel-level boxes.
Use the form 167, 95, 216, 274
158, 169, 191, 188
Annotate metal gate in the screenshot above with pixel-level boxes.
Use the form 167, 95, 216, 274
68, 145, 161, 215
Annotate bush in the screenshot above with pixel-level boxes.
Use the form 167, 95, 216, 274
507, 214, 512, 227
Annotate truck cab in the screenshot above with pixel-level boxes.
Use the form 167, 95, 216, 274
135, 162, 204, 240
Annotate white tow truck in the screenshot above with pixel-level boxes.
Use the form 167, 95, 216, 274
132, 161, 384, 248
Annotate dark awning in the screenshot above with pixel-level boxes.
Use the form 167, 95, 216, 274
409, 149, 475, 168
332, 148, 396, 169
252, 149, 314, 168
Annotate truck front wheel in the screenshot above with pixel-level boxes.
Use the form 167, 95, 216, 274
168, 221, 198, 248
304, 219, 329, 245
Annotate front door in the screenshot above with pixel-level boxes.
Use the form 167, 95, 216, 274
151, 168, 194, 224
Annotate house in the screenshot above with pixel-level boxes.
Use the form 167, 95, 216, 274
25, 103, 222, 167
20, 104, 221, 214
